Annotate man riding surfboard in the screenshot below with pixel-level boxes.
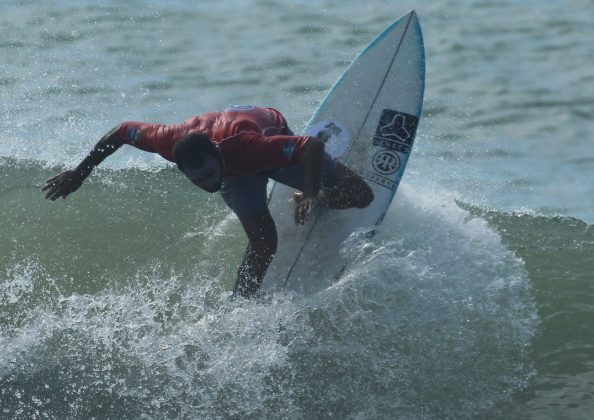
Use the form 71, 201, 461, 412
43, 105, 373, 297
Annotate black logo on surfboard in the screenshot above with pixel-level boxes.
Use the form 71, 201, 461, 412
372, 150, 400, 175
372, 109, 419, 154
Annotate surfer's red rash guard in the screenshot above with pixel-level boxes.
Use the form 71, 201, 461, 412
118, 106, 311, 177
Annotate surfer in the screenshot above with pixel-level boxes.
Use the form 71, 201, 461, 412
42, 105, 373, 297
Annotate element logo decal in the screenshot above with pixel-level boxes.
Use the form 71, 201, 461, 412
372, 150, 400, 175
126, 127, 141, 145
372, 109, 419, 154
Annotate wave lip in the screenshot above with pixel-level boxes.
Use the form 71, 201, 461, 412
457, 203, 594, 419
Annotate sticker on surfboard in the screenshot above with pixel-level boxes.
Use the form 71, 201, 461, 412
305, 120, 350, 158
371, 109, 418, 154
360, 108, 420, 191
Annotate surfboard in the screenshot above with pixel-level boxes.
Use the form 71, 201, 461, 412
262, 10, 425, 295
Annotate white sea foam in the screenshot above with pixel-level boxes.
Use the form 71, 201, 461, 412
0, 184, 538, 418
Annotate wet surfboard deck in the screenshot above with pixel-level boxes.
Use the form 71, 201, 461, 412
262, 10, 425, 295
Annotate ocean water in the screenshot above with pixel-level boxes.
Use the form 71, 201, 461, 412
1, 0, 593, 419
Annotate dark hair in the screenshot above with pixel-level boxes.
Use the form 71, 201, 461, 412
172, 133, 217, 170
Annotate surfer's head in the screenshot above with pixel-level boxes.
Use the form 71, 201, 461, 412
173, 133, 223, 193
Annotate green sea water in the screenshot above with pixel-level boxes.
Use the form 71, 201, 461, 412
1, 1, 593, 418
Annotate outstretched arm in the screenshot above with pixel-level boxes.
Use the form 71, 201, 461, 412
42, 124, 123, 201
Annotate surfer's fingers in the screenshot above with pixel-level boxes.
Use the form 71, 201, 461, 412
300, 206, 307, 224
294, 203, 304, 225
48, 189, 62, 201
41, 180, 63, 192
294, 198, 316, 225
42, 179, 58, 191
44, 174, 62, 186
44, 185, 58, 199
52, 190, 69, 201
46, 184, 70, 201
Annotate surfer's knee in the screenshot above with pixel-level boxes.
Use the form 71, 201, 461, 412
330, 162, 373, 208
241, 210, 278, 256
250, 231, 278, 257
356, 181, 374, 208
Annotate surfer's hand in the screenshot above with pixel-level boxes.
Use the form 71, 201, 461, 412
294, 195, 317, 225
42, 170, 83, 201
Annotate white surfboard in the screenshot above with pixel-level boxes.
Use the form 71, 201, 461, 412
262, 10, 425, 295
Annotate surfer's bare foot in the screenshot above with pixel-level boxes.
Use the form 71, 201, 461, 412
293, 192, 304, 204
